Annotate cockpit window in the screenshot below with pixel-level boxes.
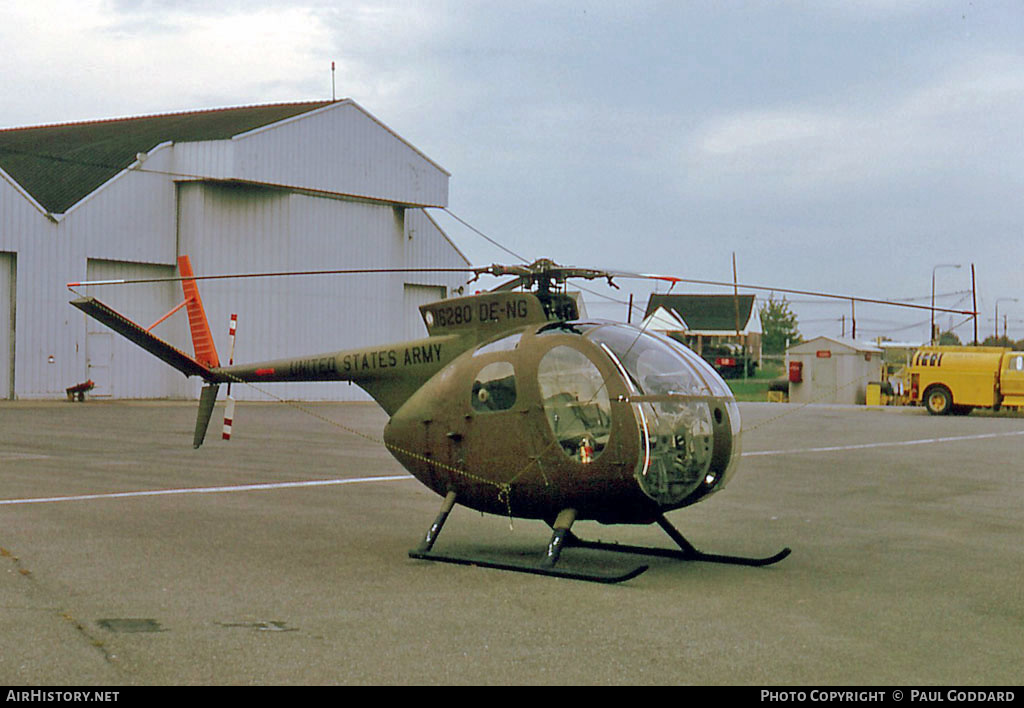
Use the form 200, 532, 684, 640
582, 323, 729, 397
583, 323, 736, 506
471, 361, 517, 412
537, 346, 611, 463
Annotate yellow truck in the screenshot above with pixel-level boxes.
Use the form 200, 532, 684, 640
909, 346, 1024, 415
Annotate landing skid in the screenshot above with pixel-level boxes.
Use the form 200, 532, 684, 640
563, 516, 792, 568
407, 549, 648, 584
408, 494, 790, 584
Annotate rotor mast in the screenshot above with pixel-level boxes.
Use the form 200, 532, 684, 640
471, 259, 617, 320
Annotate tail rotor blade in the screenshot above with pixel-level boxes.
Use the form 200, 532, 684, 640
193, 384, 220, 449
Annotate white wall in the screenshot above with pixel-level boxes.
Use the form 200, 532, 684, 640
176, 182, 465, 401
233, 101, 449, 208
0, 252, 14, 398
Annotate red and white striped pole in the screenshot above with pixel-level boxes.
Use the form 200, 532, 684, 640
222, 314, 237, 440
227, 314, 237, 366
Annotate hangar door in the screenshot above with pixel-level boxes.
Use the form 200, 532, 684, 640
85, 259, 189, 399
0, 253, 14, 399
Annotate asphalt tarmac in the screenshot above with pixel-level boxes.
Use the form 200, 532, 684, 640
1, 400, 1022, 686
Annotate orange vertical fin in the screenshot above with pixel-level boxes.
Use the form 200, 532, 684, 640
177, 255, 221, 369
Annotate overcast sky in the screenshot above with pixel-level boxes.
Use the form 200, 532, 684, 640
3, 0, 1022, 342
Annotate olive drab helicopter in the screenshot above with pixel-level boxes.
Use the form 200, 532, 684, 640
67, 255, 974, 583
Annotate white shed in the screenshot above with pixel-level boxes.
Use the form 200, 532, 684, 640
787, 336, 884, 405
0, 100, 468, 400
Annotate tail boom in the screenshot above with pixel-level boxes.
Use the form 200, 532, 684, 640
212, 335, 461, 415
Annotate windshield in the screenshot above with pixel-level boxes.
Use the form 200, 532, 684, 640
583, 323, 739, 506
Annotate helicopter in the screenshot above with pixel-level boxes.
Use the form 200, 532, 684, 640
69, 254, 969, 583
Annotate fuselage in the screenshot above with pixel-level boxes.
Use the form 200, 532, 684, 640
384, 318, 741, 525
207, 288, 742, 525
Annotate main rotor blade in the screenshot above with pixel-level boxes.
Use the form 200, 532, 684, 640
67, 266, 477, 288
611, 270, 978, 317
66, 257, 978, 318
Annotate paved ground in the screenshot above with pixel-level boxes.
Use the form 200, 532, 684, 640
1, 399, 1022, 685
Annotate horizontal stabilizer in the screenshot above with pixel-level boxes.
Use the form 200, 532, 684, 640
70, 296, 213, 380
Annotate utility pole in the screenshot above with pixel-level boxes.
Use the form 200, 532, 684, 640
733, 253, 746, 380
971, 264, 978, 345
996, 298, 1018, 342
931, 263, 961, 344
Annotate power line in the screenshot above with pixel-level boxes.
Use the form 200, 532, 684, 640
437, 208, 529, 264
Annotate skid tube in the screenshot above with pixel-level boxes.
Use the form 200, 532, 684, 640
408, 496, 790, 583
562, 515, 792, 567
407, 549, 649, 584
408, 496, 648, 584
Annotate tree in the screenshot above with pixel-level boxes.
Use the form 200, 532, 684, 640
938, 331, 962, 346
759, 295, 802, 354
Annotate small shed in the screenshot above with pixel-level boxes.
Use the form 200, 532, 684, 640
787, 336, 884, 405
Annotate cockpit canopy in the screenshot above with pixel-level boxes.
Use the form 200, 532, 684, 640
515, 321, 740, 507
582, 323, 739, 506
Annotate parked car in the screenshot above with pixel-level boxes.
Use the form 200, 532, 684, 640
700, 343, 757, 379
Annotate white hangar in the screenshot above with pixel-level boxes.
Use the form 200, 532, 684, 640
0, 100, 469, 400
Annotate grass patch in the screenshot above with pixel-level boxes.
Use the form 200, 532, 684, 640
724, 362, 785, 402
726, 378, 775, 402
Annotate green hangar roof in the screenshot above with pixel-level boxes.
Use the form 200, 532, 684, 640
645, 293, 757, 332
0, 101, 335, 214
